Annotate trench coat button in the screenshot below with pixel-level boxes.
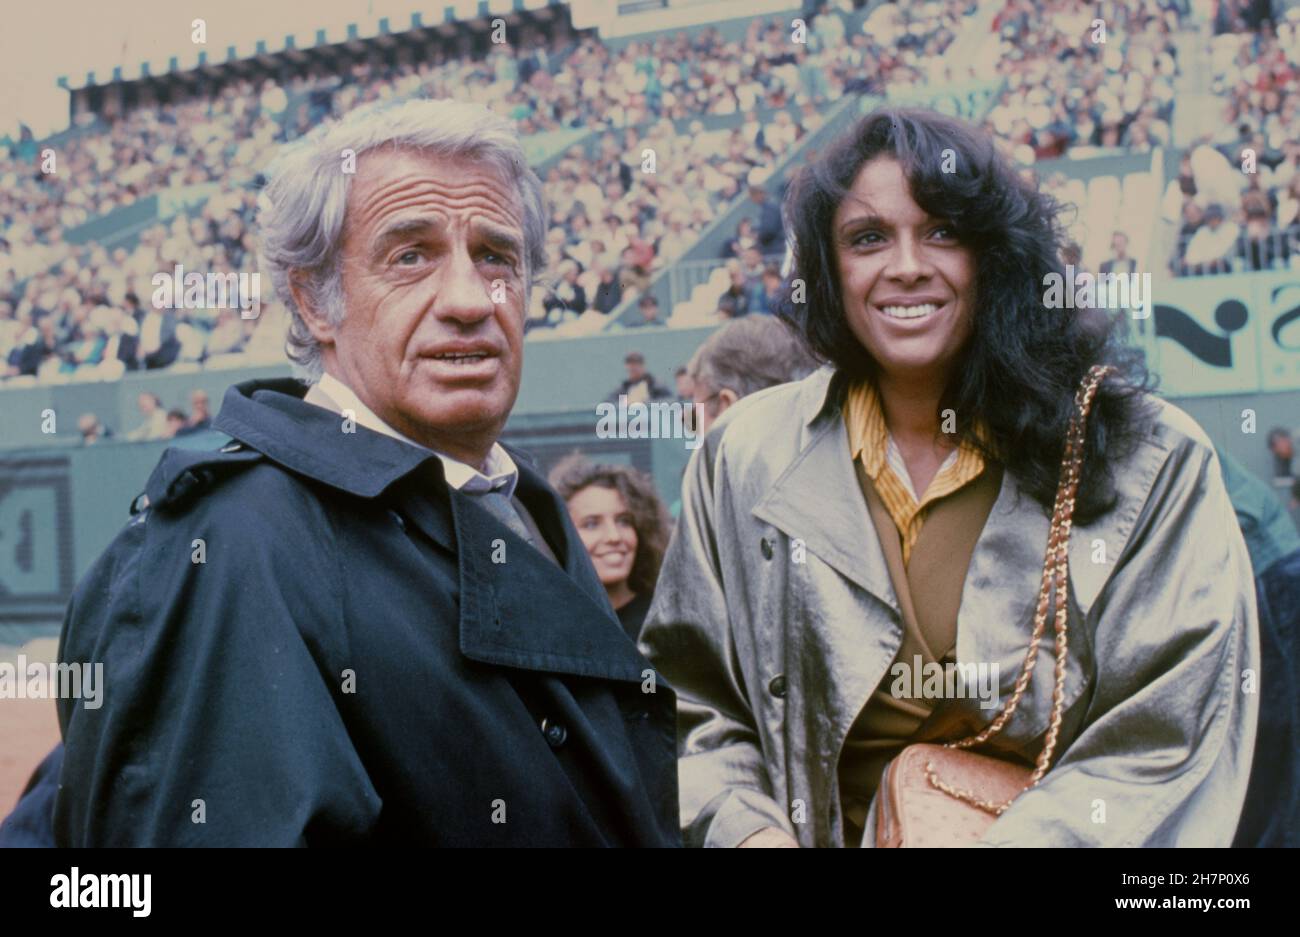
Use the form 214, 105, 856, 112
388, 509, 406, 531
541, 717, 568, 749
760, 537, 774, 560
768, 675, 787, 698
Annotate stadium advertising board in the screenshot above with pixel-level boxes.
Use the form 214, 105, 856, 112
1146, 271, 1300, 397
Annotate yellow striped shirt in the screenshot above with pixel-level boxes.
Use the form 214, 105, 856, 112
844, 380, 986, 565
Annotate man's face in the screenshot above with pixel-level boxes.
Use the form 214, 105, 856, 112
1272, 434, 1294, 460
833, 157, 976, 383
310, 148, 528, 464
626, 359, 645, 381
1112, 233, 1128, 255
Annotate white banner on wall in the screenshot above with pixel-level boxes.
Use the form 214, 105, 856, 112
1144, 271, 1300, 397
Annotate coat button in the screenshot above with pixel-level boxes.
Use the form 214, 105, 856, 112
541, 717, 567, 749
768, 675, 787, 698
760, 537, 774, 560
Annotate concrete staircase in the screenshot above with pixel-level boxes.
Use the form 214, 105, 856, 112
1170, 19, 1220, 147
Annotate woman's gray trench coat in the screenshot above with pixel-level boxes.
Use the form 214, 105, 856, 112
640, 367, 1260, 848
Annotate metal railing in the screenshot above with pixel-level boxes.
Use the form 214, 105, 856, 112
1171, 227, 1300, 277
666, 254, 787, 313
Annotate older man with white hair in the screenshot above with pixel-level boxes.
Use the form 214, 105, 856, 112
35, 98, 680, 847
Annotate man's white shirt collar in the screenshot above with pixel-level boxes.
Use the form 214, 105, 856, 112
314, 372, 518, 497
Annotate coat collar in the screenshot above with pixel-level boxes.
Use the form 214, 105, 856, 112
213, 377, 436, 498
801, 365, 850, 427
754, 411, 899, 614
213, 377, 649, 685
448, 462, 651, 684
753, 364, 896, 610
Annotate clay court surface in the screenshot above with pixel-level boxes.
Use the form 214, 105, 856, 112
0, 639, 63, 825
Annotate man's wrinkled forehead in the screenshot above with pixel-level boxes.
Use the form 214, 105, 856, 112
344, 147, 524, 247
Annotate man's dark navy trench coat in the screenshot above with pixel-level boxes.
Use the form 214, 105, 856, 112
49, 378, 681, 846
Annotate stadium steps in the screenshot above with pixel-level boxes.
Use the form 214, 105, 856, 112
1170, 24, 1219, 148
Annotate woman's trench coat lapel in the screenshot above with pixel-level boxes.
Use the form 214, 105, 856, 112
641, 365, 1258, 848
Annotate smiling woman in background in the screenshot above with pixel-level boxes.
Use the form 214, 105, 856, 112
551, 455, 671, 641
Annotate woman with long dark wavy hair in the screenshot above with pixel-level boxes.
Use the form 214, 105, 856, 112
640, 107, 1259, 848
550, 454, 671, 641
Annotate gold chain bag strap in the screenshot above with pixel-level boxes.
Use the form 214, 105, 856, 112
876, 364, 1113, 848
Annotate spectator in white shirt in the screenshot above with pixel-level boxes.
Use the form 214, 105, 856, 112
1183, 204, 1241, 273
125, 392, 169, 441
813, 2, 847, 51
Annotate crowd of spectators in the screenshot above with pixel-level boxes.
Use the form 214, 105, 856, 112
845, 0, 981, 89
350, 2, 970, 133
522, 0, 974, 331
1, 82, 285, 279
2, 1, 980, 375
0, 0, 961, 264
983, 0, 1184, 164
712, 248, 787, 321
530, 112, 807, 331
0, 69, 296, 382
15, 0, 1281, 380
72, 387, 213, 448
1, 188, 287, 383
1162, 8, 1300, 274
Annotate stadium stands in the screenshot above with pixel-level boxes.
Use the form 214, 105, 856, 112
3, 2, 915, 379
0, 0, 1295, 432
981, 0, 1184, 163
1158, 13, 1300, 276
